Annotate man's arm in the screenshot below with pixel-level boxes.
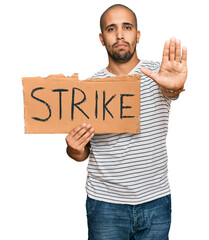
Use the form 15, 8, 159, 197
158, 85, 184, 99
65, 123, 94, 162
141, 37, 187, 99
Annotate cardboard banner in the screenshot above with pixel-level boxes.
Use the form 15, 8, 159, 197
22, 73, 141, 133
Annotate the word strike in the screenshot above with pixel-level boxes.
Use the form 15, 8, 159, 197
31, 87, 135, 122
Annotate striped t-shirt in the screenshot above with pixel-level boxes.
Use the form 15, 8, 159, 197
86, 60, 172, 205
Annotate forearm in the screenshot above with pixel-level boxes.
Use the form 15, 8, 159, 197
66, 145, 90, 162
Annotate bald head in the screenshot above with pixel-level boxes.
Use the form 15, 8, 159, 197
100, 4, 138, 33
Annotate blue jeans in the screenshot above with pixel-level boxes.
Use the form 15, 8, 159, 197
86, 195, 171, 240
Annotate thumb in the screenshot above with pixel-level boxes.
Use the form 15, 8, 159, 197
140, 67, 160, 84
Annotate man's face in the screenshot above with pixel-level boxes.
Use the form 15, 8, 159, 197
99, 7, 140, 63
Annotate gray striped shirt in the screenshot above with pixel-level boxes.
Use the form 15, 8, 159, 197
86, 60, 172, 205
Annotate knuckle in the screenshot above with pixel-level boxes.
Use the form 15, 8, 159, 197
65, 136, 70, 143
72, 128, 79, 134
73, 125, 82, 133
69, 143, 78, 151
77, 129, 85, 138
79, 134, 87, 142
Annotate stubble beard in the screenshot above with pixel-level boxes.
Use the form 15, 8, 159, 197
105, 41, 136, 63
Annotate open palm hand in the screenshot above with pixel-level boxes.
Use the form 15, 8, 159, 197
141, 37, 187, 91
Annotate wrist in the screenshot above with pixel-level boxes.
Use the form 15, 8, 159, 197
66, 145, 90, 161
165, 87, 185, 94
159, 86, 185, 99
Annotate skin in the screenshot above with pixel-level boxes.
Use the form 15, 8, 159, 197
99, 6, 141, 75
66, 6, 188, 161
141, 38, 188, 94
65, 123, 94, 161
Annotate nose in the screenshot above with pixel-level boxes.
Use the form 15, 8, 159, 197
116, 27, 124, 41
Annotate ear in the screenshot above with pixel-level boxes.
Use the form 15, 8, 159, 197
99, 33, 105, 46
136, 30, 141, 44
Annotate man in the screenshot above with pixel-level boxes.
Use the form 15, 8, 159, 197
66, 4, 187, 240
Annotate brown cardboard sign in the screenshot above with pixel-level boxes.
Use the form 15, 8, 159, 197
22, 74, 141, 133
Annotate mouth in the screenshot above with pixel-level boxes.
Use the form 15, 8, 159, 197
113, 42, 129, 49
115, 44, 127, 49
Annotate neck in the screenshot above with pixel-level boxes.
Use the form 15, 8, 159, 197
106, 52, 140, 76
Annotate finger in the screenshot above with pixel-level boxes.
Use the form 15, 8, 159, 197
169, 37, 176, 62
175, 39, 181, 62
181, 46, 187, 66
72, 123, 92, 141
80, 131, 95, 149
162, 40, 169, 65
77, 127, 95, 146
66, 123, 87, 142
140, 67, 160, 84
73, 126, 89, 141
68, 123, 86, 137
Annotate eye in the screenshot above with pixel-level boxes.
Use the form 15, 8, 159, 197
107, 27, 116, 32
124, 26, 132, 30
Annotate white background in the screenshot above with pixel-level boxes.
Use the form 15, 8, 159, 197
0, 0, 208, 239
